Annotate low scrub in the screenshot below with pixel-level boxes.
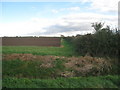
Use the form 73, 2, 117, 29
3, 54, 115, 79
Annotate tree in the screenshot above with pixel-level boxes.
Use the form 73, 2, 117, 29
91, 22, 104, 32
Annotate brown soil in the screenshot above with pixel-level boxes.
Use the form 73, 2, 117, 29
2, 37, 61, 47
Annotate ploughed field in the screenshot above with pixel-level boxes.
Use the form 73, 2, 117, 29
2, 39, 120, 88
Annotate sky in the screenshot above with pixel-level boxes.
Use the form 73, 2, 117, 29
0, 0, 119, 37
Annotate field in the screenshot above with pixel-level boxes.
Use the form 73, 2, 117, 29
2, 39, 120, 88
2, 39, 75, 57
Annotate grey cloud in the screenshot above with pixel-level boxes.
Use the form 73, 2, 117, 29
27, 16, 94, 36
42, 22, 92, 35
27, 22, 92, 36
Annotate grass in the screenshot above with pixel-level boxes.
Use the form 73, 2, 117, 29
3, 58, 120, 88
3, 75, 120, 88
2, 59, 66, 79
2, 39, 75, 57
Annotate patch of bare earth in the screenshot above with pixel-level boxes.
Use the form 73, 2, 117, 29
2, 54, 112, 77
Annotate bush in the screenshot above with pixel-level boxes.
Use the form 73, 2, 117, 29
73, 34, 95, 56
73, 25, 120, 58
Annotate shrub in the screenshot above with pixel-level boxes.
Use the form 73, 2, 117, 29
73, 23, 120, 58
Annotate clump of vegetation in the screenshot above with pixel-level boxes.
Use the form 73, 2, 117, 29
73, 22, 119, 58
3, 54, 114, 79
2, 57, 66, 79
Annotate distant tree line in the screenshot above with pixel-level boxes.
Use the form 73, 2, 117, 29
63, 22, 120, 58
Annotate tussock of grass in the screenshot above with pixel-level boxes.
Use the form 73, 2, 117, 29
3, 75, 119, 88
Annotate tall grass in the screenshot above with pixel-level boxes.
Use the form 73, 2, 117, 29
3, 59, 66, 79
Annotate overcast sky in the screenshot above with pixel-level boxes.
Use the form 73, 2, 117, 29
0, 0, 119, 37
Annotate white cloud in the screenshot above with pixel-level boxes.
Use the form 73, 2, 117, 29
0, 12, 117, 37
81, 0, 119, 13
51, 6, 80, 14
51, 0, 119, 14
0, 18, 54, 36
30, 12, 117, 36
67, 7, 80, 11
60, 7, 80, 11
51, 9, 59, 13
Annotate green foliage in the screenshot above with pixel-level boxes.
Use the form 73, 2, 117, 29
53, 58, 65, 71
3, 75, 119, 88
73, 34, 95, 56
3, 59, 66, 79
62, 36, 74, 43
92, 22, 104, 32
3, 59, 43, 78
73, 23, 120, 58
